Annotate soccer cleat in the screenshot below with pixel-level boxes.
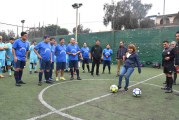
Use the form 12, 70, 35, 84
38, 82, 42, 86
60, 77, 66, 80
124, 87, 128, 91
34, 71, 38, 73
70, 77, 74, 80
77, 77, 82, 80
46, 80, 53, 84
29, 71, 32, 74
96, 74, 100, 76
56, 77, 59, 81
118, 86, 122, 89
15, 83, 21, 87
19, 81, 26, 84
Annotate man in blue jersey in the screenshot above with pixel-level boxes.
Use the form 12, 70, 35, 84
28, 40, 38, 74
0, 36, 8, 78
102, 44, 113, 74
49, 38, 56, 80
6, 38, 15, 76
55, 38, 66, 81
34, 35, 52, 86
81, 42, 90, 73
67, 38, 81, 80
12, 32, 29, 86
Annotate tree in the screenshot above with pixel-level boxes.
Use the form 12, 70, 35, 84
103, 0, 152, 30
73, 24, 91, 34
27, 24, 69, 39
140, 18, 155, 28
0, 31, 9, 42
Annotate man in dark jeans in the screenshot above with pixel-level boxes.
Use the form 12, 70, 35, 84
90, 40, 102, 76
116, 41, 127, 77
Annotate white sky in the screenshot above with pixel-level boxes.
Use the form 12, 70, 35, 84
0, 0, 179, 34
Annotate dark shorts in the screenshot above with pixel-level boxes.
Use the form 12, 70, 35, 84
103, 60, 111, 66
56, 62, 66, 70
40, 59, 51, 70
50, 62, 54, 70
82, 58, 89, 64
163, 66, 174, 74
14, 60, 25, 69
69, 60, 78, 69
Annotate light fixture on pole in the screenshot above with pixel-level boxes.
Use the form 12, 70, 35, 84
72, 3, 82, 42
21, 20, 25, 32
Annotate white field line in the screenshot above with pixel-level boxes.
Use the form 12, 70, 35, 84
27, 73, 163, 120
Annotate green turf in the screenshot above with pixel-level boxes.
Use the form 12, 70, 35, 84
0, 63, 179, 120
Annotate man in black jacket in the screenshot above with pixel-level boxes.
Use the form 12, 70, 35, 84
90, 40, 102, 76
161, 41, 175, 93
116, 41, 127, 77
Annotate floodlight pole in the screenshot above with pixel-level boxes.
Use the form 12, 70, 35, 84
72, 3, 82, 42
21, 20, 25, 32
163, 0, 166, 25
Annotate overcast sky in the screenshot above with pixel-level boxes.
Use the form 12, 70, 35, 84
0, 0, 179, 34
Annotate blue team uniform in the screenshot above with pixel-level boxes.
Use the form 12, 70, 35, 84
6, 43, 14, 65
103, 48, 113, 61
29, 45, 38, 64
55, 44, 66, 70
67, 44, 80, 68
0, 42, 6, 67
13, 39, 29, 68
81, 47, 90, 59
34, 41, 51, 70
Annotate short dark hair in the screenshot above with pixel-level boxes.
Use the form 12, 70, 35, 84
44, 35, 50, 39
96, 39, 100, 42
163, 40, 169, 43
21, 32, 27, 37
31, 40, 36, 44
176, 31, 179, 34
59, 38, 64, 41
106, 43, 110, 46
9, 38, 14, 41
50, 37, 55, 41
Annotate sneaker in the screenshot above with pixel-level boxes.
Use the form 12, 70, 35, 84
46, 80, 53, 84
82, 70, 85, 73
77, 77, 82, 80
19, 81, 26, 84
56, 77, 59, 81
29, 71, 32, 74
61, 77, 66, 80
70, 77, 74, 80
34, 71, 38, 73
49, 78, 53, 81
124, 87, 128, 91
16, 83, 21, 87
38, 82, 42, 86
165, 89, 173, 93
118, 86, 122, 89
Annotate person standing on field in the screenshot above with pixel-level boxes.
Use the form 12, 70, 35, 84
116, 41, 127, 77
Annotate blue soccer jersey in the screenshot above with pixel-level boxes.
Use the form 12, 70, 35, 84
66, 44, 80, 61
29, 45, 38, 60
55, 44, 66, 62
103, 48, 113, 61
13, 39, 29, 61
34, 41, 51, 61
81, 47, 90, 59
51, 44, 56, 62
6, 43, 13, 61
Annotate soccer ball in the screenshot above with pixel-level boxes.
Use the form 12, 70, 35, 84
110, 85, 118, 93
133, 88, 142, 97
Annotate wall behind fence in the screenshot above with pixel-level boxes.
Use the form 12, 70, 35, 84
32, 26, 179, 64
